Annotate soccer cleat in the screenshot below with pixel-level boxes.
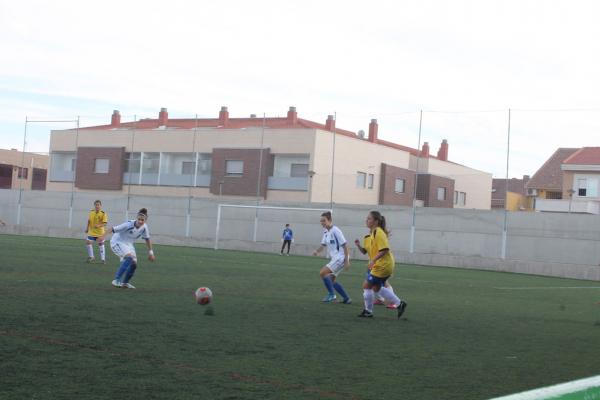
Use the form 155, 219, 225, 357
397, 300, 407, 319
374, 299, 385, 306
358, 309, 374, 318
86, 257, 95, 263
342, 297, 352, 304
122, 282, 136, 289
111, 279, 121, 288
322, 294, 337, 303
100, 260, 106, 264
286, 253, 290, 256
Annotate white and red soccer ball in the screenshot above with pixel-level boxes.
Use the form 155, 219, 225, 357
195, 287, 213, 305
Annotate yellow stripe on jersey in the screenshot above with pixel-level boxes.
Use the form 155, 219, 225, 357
368, 227, 395, 278
87, 210, 108, 237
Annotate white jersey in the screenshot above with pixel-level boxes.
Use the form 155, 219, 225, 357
111, 220, 150, 244
321, 225, 347, 261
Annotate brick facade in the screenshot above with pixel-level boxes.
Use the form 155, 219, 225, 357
75, 147, 125, 190
416, 174, 454, 208
378, 163, 415, 206
210, 148, 271, 197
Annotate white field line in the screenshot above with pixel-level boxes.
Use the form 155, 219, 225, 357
494, 286, 600, 290
488, 375, 600, 400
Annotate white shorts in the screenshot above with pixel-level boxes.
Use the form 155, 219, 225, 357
110, 241, 136, 261
326, 257, 346, 277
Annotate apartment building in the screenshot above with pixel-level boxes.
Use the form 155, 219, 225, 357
47, 107, 492, 209
0, 148, 48, 190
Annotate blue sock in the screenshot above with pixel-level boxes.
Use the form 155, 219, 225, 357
322, 276, 334, 295
333, 282, 349, 300
114, 257, 132, 281
122, 262, 137, 284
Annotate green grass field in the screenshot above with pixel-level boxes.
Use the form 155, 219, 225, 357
1, 234, 600, 400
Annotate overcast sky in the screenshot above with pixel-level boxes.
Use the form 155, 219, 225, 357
1, 0, 600, 178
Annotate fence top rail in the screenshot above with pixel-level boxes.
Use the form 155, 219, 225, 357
217, 204, 332, 212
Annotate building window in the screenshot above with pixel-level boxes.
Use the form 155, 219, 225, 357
125, 152, 141, 173
290, 163, 309, 177
94, 159, 109, 174
546, 191, 563, 199
17, 167, 28, 179
181, 161, 195, 175
437, 187, 447, 201
356, 172, 366, 188
395, 178, 405, 193
459, 192, 466, 206
454, 191, 458, 204
578, 178, 587, 197
142, 152, 160, 174
367, 174, 374, 189
197, 154, 212, 175
71, 158, 76, 171
226, 160, 244, 175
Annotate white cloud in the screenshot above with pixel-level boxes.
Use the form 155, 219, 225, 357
1, 0, 600, 176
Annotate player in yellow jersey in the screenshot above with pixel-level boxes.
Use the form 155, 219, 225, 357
357, 211, 407, 319
85, 200, 108, 263
355, 233, 397, 308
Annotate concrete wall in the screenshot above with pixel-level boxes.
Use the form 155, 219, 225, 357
2, 188, 600, 281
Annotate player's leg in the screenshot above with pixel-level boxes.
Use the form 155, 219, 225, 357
329, 260, 351, 304
97, 236, 106, 264
359, 279, 375, 317
319, 265, 337, 302
285, 240, 291, 255
280, 240, 285, 255
110, 242, 133, 287
86, 237, 95, 262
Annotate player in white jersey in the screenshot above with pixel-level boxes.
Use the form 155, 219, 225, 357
108, 208, 155, 289
312, 211, 351, 303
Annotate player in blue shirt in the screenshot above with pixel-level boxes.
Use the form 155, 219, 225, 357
280, 223, 293, 256
108, 208, 155, 289
312, 211, 351, 304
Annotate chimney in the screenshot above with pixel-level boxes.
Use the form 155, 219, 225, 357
325, 115, 335, 131
368, 119, 378, 143
111, 110, 121, 127
287, 106, 298, 125
421, 142, 430, 157
437, 139, 449, 161
158, 108, 168, 126
219, 106, 229, 127
250, 114, 257, 118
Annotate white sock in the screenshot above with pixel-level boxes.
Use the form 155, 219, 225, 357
99, 244, 105, 261
379, 286, 401, 306
375, 293, 385, 301
86, 244, 94, 258
363, 289, 374, 312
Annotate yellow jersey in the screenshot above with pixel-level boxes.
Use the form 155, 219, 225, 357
87, 210, 108, 237
362, 235, 372, 259
367, 227, 394, 278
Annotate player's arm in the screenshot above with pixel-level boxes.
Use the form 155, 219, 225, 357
342, 243, 350, 269
145, 238, 155, 261
312, 244, 326, 256
85, 217, 91, 233
96, 214, 108, 229
368, 248, 389, 269
354, 239, 367, 254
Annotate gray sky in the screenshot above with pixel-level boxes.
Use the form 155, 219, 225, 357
2, 0, 600, 178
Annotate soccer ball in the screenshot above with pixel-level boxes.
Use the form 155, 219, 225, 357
195, 287, 213, 305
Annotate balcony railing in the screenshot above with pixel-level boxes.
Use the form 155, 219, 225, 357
535, 198, 600, 214
267, 176, 308, 191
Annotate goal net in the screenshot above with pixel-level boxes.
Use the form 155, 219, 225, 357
214, 204, 331, 251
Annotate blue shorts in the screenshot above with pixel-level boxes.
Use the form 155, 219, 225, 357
87, 236, 102, 242
366, 273, 389, 287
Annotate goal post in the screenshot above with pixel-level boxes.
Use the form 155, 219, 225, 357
214, 204, 332, 250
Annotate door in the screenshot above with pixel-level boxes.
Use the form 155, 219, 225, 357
32, 168, 47, 190
0, 164, 12, 188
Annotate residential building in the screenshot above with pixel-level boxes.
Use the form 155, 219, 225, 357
527, 147, 600, 214
0, 148, 48, 190
491, 175, 530, 210
47, 107, 492, 208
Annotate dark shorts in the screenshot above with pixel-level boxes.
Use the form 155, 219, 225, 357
366, 273, 389, 287
87, 236, 103, 242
